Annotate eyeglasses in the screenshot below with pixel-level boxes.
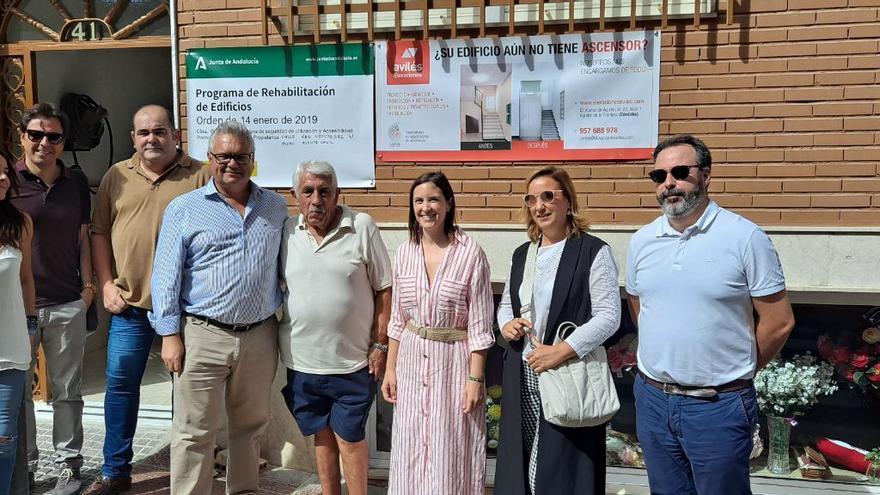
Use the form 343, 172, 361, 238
209, 152, 253, 165
648, 165, 702, 184
524, 189, 564, 207
24, 130, 64, 145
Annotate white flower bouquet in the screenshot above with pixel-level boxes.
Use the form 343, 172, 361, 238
755, 353, 838, 418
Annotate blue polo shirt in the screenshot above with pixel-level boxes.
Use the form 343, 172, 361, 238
625, 201, 786, 387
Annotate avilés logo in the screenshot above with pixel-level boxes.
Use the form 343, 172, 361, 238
387, 41, 430, 85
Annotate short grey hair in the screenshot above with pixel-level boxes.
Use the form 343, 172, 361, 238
293, 160, 338, 192
209, 120, 255, 153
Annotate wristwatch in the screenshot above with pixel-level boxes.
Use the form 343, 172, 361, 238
82, 281, 97, 297
370, 342, 389, 353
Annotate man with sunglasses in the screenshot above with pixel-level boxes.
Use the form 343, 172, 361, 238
149, 120, 287, 494
83, 105, 210, 495
10, 103, 92, 495
625, 134, 795, 494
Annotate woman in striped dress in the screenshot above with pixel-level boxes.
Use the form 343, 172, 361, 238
381, 171, 495, 495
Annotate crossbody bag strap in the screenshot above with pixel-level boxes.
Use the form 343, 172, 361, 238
518, 240, 539, 322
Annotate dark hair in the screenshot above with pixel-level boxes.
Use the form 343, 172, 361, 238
653, 134, 712, 170
521, 166, 589, 243
0, 150, 26, 249
407, 171, 456, 244
19, 102, 68, 135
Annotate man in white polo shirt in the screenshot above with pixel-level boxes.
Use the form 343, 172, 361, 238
626, 134, 795, 495
279, 160, 392, 495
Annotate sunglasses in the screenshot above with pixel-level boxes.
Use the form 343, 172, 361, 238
524, 189, 564, 207
648, 165, 702, 184
209, 152, 253, 165
24, 130, 64, 145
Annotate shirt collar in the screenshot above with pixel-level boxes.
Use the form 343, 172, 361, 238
15, 159, 71, 181
203, 178, 261, 200
656, 200, 720, 237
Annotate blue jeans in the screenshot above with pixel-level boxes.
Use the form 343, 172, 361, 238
634, 374, 758, 495
0, 369, 26, 494
102, 307, 156, 479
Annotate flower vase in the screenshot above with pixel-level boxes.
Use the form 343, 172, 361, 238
766, 416, 792, 474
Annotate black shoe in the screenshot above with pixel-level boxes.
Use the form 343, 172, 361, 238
82, 476, 132, 495
28, 471, 35, 489
51, 467, 82, 495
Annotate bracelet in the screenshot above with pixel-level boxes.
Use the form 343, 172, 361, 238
26, 315, 38, 336
467, 375, 484, 384
370, 342, 388, 353
82, 281, 97, 297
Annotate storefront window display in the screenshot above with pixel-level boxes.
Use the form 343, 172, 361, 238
373, 302, 880, 489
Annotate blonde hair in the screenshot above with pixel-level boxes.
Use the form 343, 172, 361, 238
521, 166, 590, 243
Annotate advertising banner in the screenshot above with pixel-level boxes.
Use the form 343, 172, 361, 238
186, 45, 375, 187
375, 32, 661, 162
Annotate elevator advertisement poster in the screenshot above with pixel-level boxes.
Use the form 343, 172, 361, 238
186, 45, 375, 187
375, 31, 660, 162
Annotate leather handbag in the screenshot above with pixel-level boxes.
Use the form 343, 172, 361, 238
518, 241, 620, 428
538, 321, 620, 427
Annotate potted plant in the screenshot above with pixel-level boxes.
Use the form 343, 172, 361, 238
754, 354, 838, 474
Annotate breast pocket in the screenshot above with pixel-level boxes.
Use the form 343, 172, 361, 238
395, 275, 419, 312
437, 279, 468, 314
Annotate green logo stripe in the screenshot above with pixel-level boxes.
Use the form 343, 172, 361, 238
187, 44, 374, 78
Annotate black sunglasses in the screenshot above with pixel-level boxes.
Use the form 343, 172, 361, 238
25, 130, 64, 145
208, 152, 253, 165
648, 165, 702, 184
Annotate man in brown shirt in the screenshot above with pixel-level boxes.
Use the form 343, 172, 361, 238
83, 105, 210, 495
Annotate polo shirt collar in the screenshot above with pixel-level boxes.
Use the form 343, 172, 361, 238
15, 159, 72, 181
656, 200, 721, 237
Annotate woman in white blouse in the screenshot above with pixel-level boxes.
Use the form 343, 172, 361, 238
495, 166, 621, 495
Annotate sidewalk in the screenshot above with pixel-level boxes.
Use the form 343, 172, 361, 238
29, 405, 387, 494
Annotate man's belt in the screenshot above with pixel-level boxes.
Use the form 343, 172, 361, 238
638, 371, 752, 399
406, 321, 467, 342
184, 312, 272, 332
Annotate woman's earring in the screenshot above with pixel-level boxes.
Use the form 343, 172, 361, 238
567, 209, 573, 217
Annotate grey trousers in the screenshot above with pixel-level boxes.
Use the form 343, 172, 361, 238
24, 299, 87, 472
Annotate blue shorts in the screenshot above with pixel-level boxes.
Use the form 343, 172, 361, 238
282, 367, 376, 443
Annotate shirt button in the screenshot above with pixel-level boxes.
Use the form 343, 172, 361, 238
423, 354, 428, 358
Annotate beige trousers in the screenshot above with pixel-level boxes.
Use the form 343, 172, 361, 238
170, 316, 278, 495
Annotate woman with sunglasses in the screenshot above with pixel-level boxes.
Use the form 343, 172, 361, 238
495, 166, 621, 495
381, 172, 495, 495
0, 151, 37, 493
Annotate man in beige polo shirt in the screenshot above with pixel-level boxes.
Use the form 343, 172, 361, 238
83, 105, 210, 495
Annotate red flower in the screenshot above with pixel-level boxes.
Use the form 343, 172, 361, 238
850, 352, 870, 369
831, 346, 850, 365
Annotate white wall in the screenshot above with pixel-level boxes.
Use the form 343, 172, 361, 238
36, 47, 173, 187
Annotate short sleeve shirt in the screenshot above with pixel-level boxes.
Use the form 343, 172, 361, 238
279, 205, 393, 374
11, 160, 90, 307
91, 152, 210, 310
625, 201, 786, 386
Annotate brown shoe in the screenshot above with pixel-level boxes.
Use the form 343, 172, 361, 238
82, 476, 132, 495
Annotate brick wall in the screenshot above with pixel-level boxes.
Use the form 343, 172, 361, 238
176, 0, 880, 226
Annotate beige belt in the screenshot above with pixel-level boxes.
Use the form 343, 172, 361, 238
406, 321, 468, 342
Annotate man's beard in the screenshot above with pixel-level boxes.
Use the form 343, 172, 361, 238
658, 186, 705, 218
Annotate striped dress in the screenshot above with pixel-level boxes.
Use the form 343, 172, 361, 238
388, 230, 496, 495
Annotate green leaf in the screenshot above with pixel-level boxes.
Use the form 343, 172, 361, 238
853, 371, 867, 385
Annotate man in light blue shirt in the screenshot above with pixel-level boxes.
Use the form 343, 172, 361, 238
149, 121, 287, 494
626, 135, 795, 495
